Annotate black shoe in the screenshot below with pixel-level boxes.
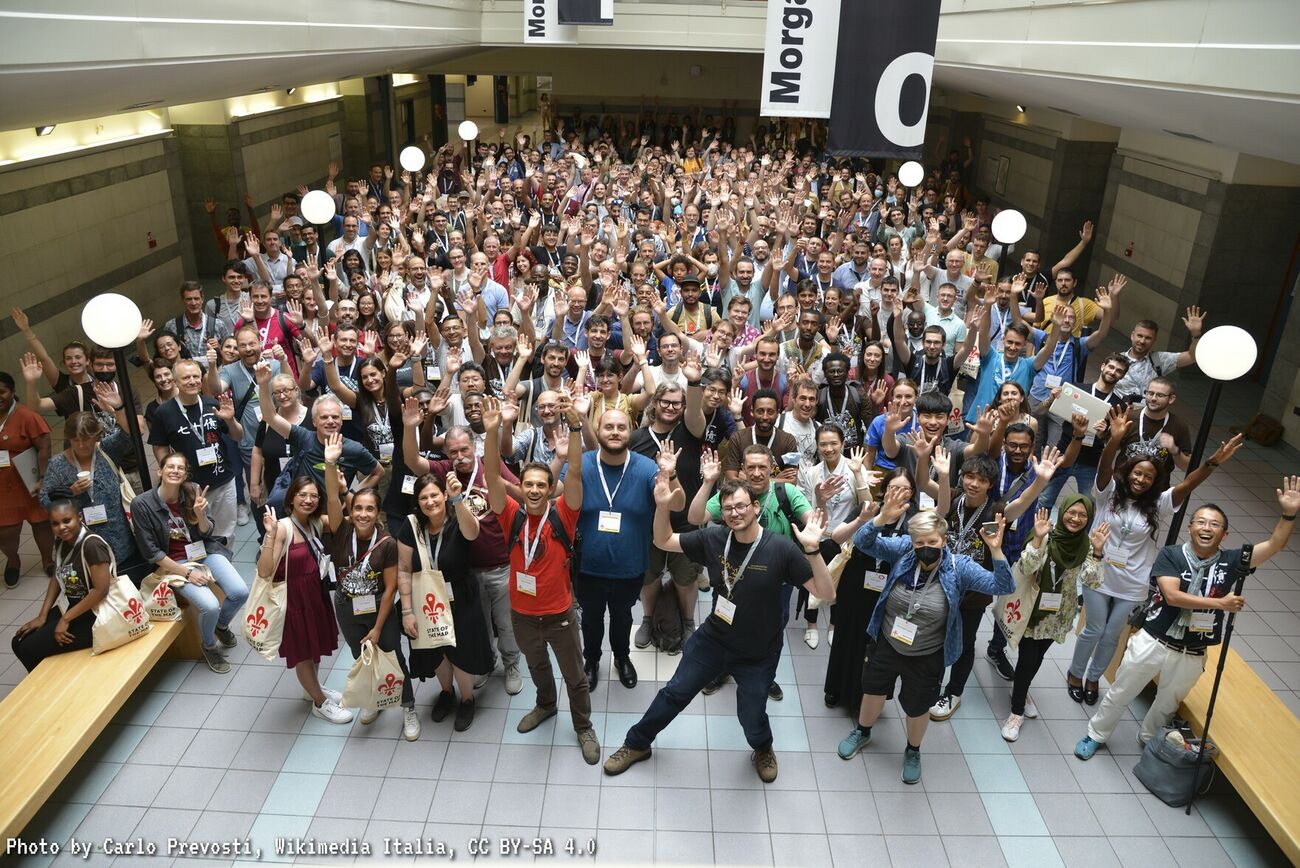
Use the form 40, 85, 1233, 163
1083, 681, 1100, 706
702, 674, 728, 696
615, 656, 637, 689
987, 648, 1015, 682
1067, 676, 1085, 703
768, 682, 784, 701
4, 567, 19, 588
454, 698, 476, 732
214, 626, 238, 648
824, 692, 839, 708
431, 690, 456, 722
584, 660, 599, 689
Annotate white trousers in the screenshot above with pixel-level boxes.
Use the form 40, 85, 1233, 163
1087, 629, 1207, 745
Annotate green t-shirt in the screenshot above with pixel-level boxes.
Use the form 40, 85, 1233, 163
705, 482, 811, 540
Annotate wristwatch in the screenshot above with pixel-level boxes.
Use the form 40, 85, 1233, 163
803, 547, 820, 555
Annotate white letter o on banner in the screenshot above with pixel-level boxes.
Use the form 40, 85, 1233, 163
874, 52, 934, 148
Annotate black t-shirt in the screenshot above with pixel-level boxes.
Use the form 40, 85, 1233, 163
254, 419, 314, 491
904, 354, 956, 397
629, 423, 703, 533
326, 518, 398, 598
393, 515, 474, 594
679, 525, 812, 660
816, 384, 864, 447
893, 435, 969, 488
146, 397, 234, 487
1143, 545, 1244, 650
53, 532, 112, 603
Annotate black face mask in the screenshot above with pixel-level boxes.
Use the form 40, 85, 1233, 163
915, 546, 943, 567
93, 371, 117, 383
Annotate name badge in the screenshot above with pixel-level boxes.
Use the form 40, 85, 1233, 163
84, 504, 109, 525
401, 475, 417, 495
1190, 611, 1216, 632
184, 540, 207, 561
340, 405, 353, 420
378, 442, 395, 461
351, 593, 377, 615
889, 616, 918, 646
446, 582, 455, 603
1039, 592, 1063, 612
1082, 433, 1096, 447
1045, 375, 1063, 389
0, 451, 9, 468
517, 572, 537, 596
279, 456, 293, 471
196, 446, 219, 466
598, 510, 621, 533
864, 572, 887, 592
919, 492, 936, 510
426, 365, 439, 381
714, 595, 737, 625
253, 405, 263, 421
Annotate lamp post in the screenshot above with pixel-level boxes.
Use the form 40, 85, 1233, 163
81, 293, 152, 490
1164, 325, 1258, 545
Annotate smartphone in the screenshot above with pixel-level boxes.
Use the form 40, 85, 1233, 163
981, 522, 1000, 536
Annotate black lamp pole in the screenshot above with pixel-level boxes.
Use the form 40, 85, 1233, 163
112, 347, 152, 491
1164, 379, 1223, 546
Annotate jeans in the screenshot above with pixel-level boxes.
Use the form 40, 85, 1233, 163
474, 564, 519, 669
1010, 636, 1055, 715
944, 607, 986, 696
512, 607, 592, 732
175, 554, 250, 649
1069, 586, 1139, 683
575, 574, 643, 665
1038, 462, 1099, 513
626, 627, 780, 751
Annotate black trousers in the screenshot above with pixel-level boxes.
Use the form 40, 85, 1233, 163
943, 607, 985, 697
12, 608, 94, 672
1010, 636, 1055, 715
574, 574, 642, 665
334, 594, 416, 708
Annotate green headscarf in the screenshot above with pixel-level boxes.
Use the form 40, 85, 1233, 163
1029, 493, 1094, 626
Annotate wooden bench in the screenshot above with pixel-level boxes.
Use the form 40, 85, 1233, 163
0, 607, 208, 840
1103, 628, 1300, 863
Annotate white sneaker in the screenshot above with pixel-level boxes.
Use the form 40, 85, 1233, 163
1024, 695, 1039, 719
504, 662, 523, 695
237, 503, 251, 526
929, 693, 960, 720
403, 708, 422, 741
359, 707, 381, 725
1001, 713, 1024, 742
827, 628, 835, 647
474, 673, 489, 690
305, 687, 343, 704
312, 698, 354, 724
804, 627, 819, 650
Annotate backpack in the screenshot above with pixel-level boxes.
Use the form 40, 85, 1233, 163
649, 580, 685, 654
760, 483, 805, 532
1239, 414, 1283, 447
508, 505, 580, 578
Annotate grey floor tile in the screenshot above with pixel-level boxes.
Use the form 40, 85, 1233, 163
886, 834, 951, 865
1161, 836, 1235, 868
228, 731, 296, 772
428, 779, 491, 826
154, 692, 220, 727
332, 737, 397, 777
204, 694, 268, 730
599, 784, 657, 830
592, 830, 653, 864
440, 740, 501, 783
1016, 753, 1084, 793
654, 830, 714, 864
653, 748, 711, 788
654, 786, 712, 832
540, 784, 601, 829
493, 743, 552, 783
188, 809, 256, 844
1035, 792, 1103, 837
97, 763, 173, 807
482, 782, 546, 827
301, 816, 366, 864
1052, 836, 1121, 868
770, 832, 834, 867
766, 787, 827, 834
766, 750, 820, 790
314, 774, 384, 819
928, 791, 994, 836
874, 790, 938, 835
206, 769, 277, 814
1087, 793, 1157, 837
385, 737, 448, 779
372, 775, 435, 823
829, 834, 890, 868
360, 819, 424, 867
127, 725, 196, 766
54, 805, 146, 868
153, 764, 225, 810
945, 835, 1009, 868
810, 751, 871, 791
179, 727, 248, 768
712, 831, 773, 865
1105, 836, 1175, 867
252, 698, 312, 734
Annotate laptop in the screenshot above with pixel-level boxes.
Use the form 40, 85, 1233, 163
1048, 384, 1113, 429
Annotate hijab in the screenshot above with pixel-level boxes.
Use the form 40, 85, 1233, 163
1042, 493, 1095, 590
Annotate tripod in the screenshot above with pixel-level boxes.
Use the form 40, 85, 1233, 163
1184, 543, 1254, 815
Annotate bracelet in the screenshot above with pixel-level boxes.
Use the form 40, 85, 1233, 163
803, 547, 821, 556
668, 473, 677, 481
448, 494, 465, 504
686, 379, 701, 388
1282, 514, 1296, 522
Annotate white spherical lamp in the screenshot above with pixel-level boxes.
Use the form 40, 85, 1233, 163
991, 209, 1028, 244
1195, 326, 1257, 381
82, 293, 143, 350
399, 145, 426, 173
458, 120, 479, 142
898, 161, 924, 188
300, 189, 336, 225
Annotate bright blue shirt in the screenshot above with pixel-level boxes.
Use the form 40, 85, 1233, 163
963, 351, 1035, 423
864, 412, 918, 471
575, 450, 660, 579
854, 521, 1015, 666
1029, 329, 1087, 403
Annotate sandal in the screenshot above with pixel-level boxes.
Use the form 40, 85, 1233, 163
1067, 675, 1085, 703
1083, 680, 1100, 706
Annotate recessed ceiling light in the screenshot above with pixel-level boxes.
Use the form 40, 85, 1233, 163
286, 87, 297, 95
120, 100, 163, 111
1016, 104, 1027, 113
1162, 128, 1212, 143
35, 124, 55, 136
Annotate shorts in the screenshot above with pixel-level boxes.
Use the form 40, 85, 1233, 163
643, 546, 699, 588
861, 639, 945, 717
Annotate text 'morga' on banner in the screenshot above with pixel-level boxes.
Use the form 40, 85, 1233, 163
760, 0, 943, 159
558, 0, 614, 25
524, 0, 579, 43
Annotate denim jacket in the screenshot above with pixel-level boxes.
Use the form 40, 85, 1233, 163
855, 520, 1015, 666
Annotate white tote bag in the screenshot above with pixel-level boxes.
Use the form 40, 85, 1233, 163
243, 518, 292, 661
342, 639, 406, 710
408, 516, 456, 650
140, 572, 188, 621
91, 544, 153, 654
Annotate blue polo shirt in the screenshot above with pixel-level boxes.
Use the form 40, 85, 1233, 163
575, 450, 660, 579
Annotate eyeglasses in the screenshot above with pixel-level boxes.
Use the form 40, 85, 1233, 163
658, 399, 683, 408
272, 388, 297, 397
1144, 390, 1171, 399
721, 504, 753, 515
1190, 519, 1224, 530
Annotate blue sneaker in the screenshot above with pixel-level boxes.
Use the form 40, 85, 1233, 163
837, 727, 871, 760
1074, 736, 1101, 760
901, 747, 922, 784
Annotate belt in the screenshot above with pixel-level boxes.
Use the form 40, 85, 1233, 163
1151, 634, 1206, 656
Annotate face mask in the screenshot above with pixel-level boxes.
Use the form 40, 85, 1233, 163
94, 371, 117, 383
875, 188, 884, 198
706, 263, 719, 277
915, 545, 943, 567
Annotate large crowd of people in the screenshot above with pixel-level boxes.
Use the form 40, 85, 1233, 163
3, 105, 1296, 786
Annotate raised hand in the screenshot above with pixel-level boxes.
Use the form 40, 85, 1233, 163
323, 432, 343, 465
193, 485, 211, 516
1089, 521, 1111, 556
215, 393, 237, 421
728, 387, 745, 417
1207, 432, 1244, 466
699, 448, 722, 484
92, 380, 123, 411
1183, 305, 1206, 338
1032, 445, 1064, 480
656, 440, 680, 476
1033, 507, 1052, 540
879, 483, 910, 524
979, 513, 1007, 550
445, 471, 464, 502
846, 446, 867, 475
932, 443, 951, 477
1106, 404, 1130, 439
481, 395, 503, 431
263, 506, 279, 537
794, 508, 828, 552
815, 473, 846, 506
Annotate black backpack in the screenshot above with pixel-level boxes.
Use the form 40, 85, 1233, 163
762, 483, 805, 531
509, 506, 580, 578
649, 581, 684, 654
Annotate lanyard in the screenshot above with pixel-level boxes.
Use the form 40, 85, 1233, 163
916, 358, 938, 393
904, 565, 934, 619
1137, 413, 1167, 442
1050, 339, 1070, 372
422, 523, 446, 567
350, 528, 385, 569
999, 456, 1031, 500
796, 341, 820, 367
521, 503, 550, 571
0, 403, 15, 439
54, 527, 88, 573
290, 517, 323, 562
174, 398, 210, 446
186, 314, 208, 338
597, 458, 629, 509
721, 528, 764, 599
830, 387, 851, 419
990, 305, 1009, 345
647, 423, 677, 453
953, 494, 988, 547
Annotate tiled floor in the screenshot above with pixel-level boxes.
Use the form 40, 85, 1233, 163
1, 362, 1296, 866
